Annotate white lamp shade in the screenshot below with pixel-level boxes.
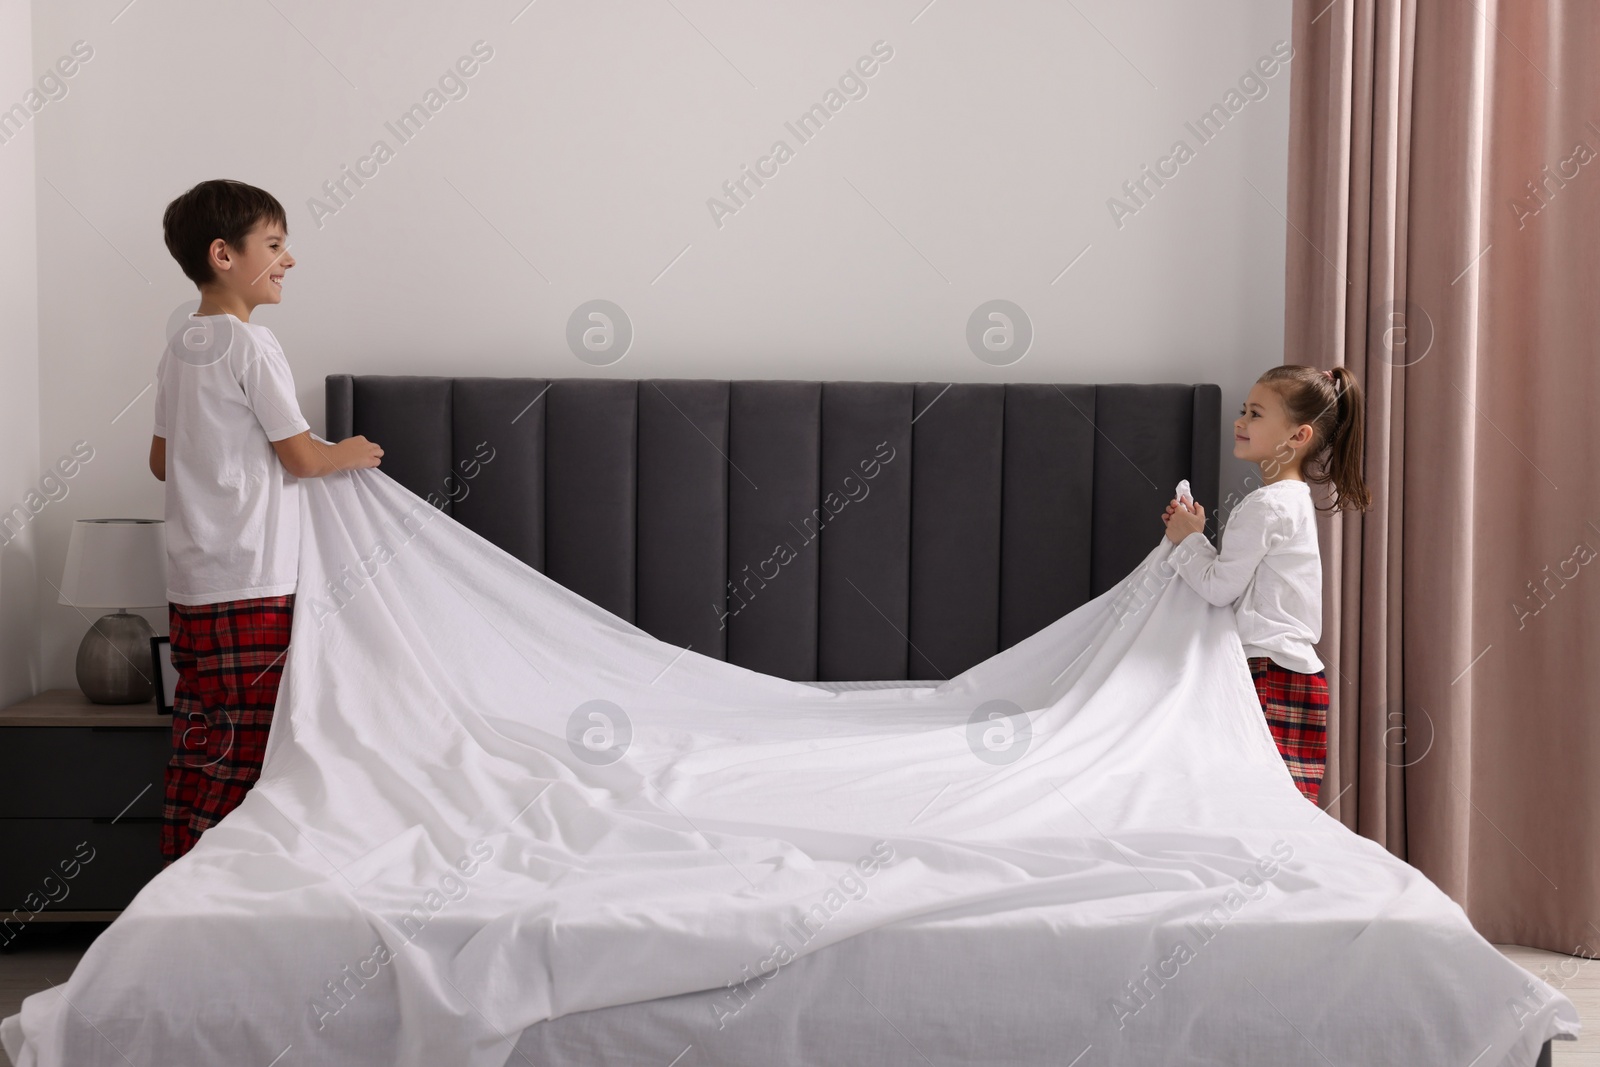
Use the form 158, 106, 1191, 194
58, 518, 168, 609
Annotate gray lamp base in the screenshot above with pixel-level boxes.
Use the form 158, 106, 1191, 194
76, 612, 156, 704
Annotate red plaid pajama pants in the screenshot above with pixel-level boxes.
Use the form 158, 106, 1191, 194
162, 593, 295, 864
1247, 656, 1328, 805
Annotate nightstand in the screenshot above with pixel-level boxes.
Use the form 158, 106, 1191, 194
0, 689, 168, 934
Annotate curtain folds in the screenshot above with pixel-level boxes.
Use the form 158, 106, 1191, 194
1285, 0, 1599, 951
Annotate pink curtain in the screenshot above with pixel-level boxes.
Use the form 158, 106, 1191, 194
1285, 0, 1600, 952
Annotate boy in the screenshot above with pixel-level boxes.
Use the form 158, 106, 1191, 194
150, 179, 383, 863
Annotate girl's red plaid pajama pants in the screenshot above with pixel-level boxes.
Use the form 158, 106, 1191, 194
162, 593, 295, 864
1247, 656, 1329, 805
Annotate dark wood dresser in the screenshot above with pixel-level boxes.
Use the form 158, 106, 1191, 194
0, 689, 168, 932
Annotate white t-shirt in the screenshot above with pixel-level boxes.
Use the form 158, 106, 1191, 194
1171, 479, 1325, 674
152, 313, 310, 606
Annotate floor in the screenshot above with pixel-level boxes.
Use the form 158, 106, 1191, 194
0, 930, 1593, 1065
1499, 945, 1599, 1066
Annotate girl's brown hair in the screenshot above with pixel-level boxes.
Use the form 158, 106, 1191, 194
1257, 364, 1371, 513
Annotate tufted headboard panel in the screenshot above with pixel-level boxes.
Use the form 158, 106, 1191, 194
326, 377, 1221, 683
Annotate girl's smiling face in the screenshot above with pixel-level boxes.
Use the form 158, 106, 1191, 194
1233, 382, 1313, 472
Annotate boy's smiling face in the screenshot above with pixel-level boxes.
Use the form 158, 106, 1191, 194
1233, 382, 1313, 472
201, 217, 293, 314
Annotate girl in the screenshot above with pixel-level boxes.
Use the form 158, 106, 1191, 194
1160, 365, 1370, 804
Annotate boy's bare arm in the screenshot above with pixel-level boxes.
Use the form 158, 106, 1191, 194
271, 431, 383, 479
150, 435, 166, 481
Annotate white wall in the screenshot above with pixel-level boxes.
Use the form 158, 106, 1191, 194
30, 0, 1292, 687
0, 0, 41, 705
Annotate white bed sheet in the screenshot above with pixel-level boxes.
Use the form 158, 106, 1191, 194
1, 465, 1580, 1067
510, 866, 1569, 1067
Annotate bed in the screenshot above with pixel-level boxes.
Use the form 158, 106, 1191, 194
306, 374, 1570, 1067
0, 375, 1575, 1067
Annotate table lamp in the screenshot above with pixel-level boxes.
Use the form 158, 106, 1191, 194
58, 518, 168, 704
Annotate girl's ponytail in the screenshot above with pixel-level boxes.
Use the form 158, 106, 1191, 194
1322, 366, 1371, 513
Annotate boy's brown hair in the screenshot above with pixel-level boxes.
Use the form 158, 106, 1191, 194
162, 179, 287, 287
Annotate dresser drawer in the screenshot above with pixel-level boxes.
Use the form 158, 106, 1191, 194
0, 727, 168, 818
0, 819, 164, 913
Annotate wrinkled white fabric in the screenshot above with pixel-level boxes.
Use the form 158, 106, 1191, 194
2, 466, 1580, 1067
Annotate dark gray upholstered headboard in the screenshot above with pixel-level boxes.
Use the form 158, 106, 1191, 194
326, 377, 1221, 683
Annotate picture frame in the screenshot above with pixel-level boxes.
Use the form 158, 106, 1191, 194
149, 635, 176, 714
